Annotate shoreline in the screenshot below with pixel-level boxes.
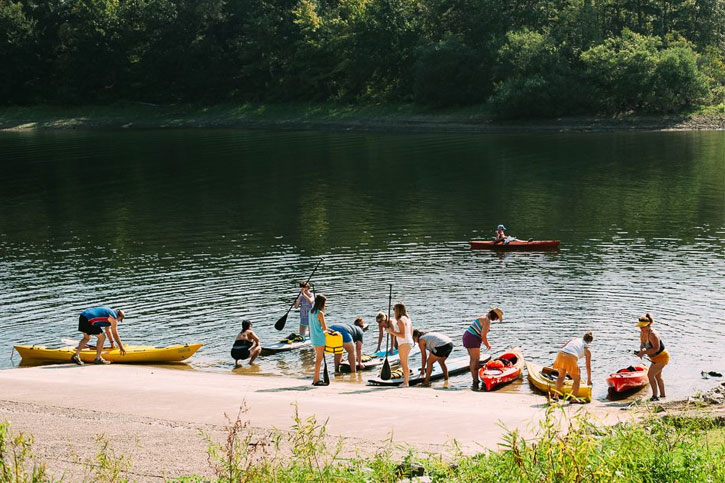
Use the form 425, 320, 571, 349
1, 364, 631, 480
1, 104, 724, 134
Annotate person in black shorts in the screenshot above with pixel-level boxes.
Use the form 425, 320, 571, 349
73, 307, 126, 365
413, 330, 454, 385
329, 317, 367, 373
231, 320, 261, 366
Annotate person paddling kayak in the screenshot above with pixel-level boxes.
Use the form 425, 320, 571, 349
414, 330, 454, 386
72, 307, 125, 365
329, 317, 366, 373
635, 313, 669, 401
552, 331, 593, 402
493, 224, 507, 244
231, 320, 262, 366
463, 308, 503, 388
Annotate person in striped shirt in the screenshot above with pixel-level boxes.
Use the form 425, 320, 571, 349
72, 307, 126, 365
463, 308, 503, 388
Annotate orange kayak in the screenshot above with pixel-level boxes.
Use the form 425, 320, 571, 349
469, 240, 560, 251
606, 365, 648, 393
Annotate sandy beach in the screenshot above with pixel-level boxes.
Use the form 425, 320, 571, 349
0, 364, 633, 481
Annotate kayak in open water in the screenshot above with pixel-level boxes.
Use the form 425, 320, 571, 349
478, 347, 524, 391
526, 361, 592, 402
13, 343, 202, 364
606, 365, 648, 393
469, 240, 560, 251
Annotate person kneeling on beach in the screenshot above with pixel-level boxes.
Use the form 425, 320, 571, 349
414, 330, 454, 386
72, 307, 126, 365
552, 331, 593, 402
329, 317, 367, 373
231, 320, 262, 366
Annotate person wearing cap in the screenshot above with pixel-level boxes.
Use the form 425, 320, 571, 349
293, 281, 315, 337
635, 313, 669, 401
329, 317, 367, 373
463, 308, 503, 388
494, 224, 507, 244
72, 307, 126, 365
231, 320, 262, 366
552, 331, 593, 402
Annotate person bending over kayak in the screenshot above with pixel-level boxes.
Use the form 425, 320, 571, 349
414, 330, 454, 386
385, 303, 414, 387
231, 320, 262, 366
329, 318, 367, 373
635, 313, 669, 401
72, 307, 126, 365
552, 331, 593, 402
309, 294, 334, 386
463, 307, 503, 388
293, 281, 315, 337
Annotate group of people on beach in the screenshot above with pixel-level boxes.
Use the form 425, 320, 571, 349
71, 298, 669, 400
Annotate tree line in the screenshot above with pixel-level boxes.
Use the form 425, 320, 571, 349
1, 0, 724, 117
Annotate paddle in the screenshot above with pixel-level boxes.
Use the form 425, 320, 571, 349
275, 259, 322, 331
379, 284, 393, 381
322, 352, 330, 385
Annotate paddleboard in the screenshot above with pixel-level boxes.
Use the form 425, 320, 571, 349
338, 346, 419, 373
367, 354, 491, 386
260, 335, 310, 355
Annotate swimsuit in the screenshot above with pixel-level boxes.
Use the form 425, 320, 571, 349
231, 339, 252, 360
309, 309, 326, 347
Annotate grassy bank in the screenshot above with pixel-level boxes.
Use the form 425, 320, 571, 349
3, 405, 724, 482
1, 103, 724, 133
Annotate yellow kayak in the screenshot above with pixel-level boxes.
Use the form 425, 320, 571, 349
13, 343, 203, 363
526, 361, 592, 402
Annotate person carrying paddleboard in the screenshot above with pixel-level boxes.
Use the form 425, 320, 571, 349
414, 330, 454, 386
552, 331, 593, 402
463, 307, 503, 388
635, 313, 669, 401
384, 303, 413, 387
293, 281, 315, 337
72, 307, 125, 365
231, 320, 262, 366
309, 294, 334, 386
329, 317, 366, 373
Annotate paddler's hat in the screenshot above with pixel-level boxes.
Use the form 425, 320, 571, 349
636, 313, 654, 327
496, 225, 506, 231
491, 307, 503, 321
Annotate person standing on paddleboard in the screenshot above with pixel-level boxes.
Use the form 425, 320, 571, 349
635, 313, 669, 401
414, 330, 454, 386
293, 282, 315, 337
552, 331, 593, 402
329, 317, 366, 373
375, 311, 398, 354
385, 303, 413, 387
231, 320, 262, 366
72, 307, 126, 365
463, 308, 503, 389
310, 295, 334, 386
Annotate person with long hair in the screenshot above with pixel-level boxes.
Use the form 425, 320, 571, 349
231, 320, 261, 366
463, 307, 503, 388
385, 302, 413, 387
635, 313, 670, 401
309, 294, 333, 386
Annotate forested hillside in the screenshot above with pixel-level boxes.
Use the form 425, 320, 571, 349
1, 0, 723, 117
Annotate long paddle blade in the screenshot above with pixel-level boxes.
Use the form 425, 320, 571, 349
380, 356, 392, 380
323, 355, 330, 385
380, 283, 393, 380
274, 313, 288, 331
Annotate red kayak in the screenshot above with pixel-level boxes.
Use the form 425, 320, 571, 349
606, 365, 648, 393
478, 347, 524, 391
469, 240, 560, 251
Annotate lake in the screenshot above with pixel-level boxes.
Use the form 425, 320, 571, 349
1, 129, 723, 399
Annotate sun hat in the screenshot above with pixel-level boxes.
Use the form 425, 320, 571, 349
636, 313, 654, 327
491, 307, 503, 321
496, 225, 506, 231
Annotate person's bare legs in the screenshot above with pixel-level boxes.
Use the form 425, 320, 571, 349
94, 333, 106, 361
467, 347, 481, 384
424, 355, 440, 385
570, 373, 581, 399
648, 363, 665, 398
249, 346, 261, 364
440, 359, 448, 380
554, 369, 568, 399
653, 365, 666, 397
75, 334, 90, 357
299, 325, 307, 337
399, 343, 411, 387
313, 346, 324, 383
344, 342, 356, 373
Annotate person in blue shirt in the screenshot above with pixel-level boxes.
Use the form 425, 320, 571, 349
72, 307, 126, 365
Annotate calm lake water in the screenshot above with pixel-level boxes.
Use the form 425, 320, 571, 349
1, 129, 723, 400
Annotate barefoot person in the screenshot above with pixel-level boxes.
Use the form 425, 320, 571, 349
385, 303, 413, 387
552, 331, 593, 401
329, 317, 367, 373
414, 330, 454, 386
635, 313, 669, 401
231, 320, 262, 366
375, 311, 398, 354
463, 308, 503, 388
72, 307, 126, 365
293, 282, 315, 337
309, 295, 333, 386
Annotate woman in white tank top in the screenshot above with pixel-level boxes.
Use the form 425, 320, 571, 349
386, 302, 413, 387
